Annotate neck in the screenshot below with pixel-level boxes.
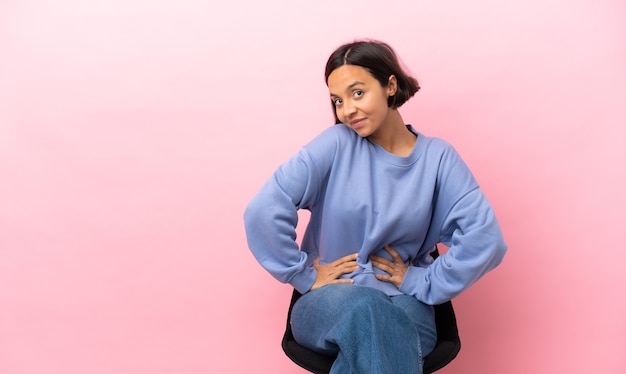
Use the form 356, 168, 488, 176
368, 109, 416, 156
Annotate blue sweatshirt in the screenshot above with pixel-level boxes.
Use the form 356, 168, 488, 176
244, 125, 506, 305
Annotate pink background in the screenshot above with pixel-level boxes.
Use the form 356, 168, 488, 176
1, 0, 625, 373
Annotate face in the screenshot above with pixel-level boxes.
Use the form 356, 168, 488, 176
327, 64, 397, 138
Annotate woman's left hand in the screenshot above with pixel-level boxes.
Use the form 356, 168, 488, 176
370, 245, 409, 288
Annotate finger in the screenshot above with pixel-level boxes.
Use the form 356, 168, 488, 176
341, 262, 361, 274
334, 252, 359, 265
384, 245, 403, 263
375, 274, 394, 283
370, 259, 393, 275
370, 255, 393, 269
333, 260, 360, 275
369, 254, 392, 264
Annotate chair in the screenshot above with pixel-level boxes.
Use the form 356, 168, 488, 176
280, 250, 461, 373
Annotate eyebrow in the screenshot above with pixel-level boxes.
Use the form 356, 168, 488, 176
330, 81, 366, 97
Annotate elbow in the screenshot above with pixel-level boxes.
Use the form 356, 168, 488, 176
490, 236, 508, 269
243, 196, 263, 232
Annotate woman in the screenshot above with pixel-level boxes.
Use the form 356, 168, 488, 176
244, 40, 507, 373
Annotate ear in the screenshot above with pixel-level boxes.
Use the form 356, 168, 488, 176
387, 75, 398, 96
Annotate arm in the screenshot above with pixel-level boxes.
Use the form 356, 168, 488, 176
243, 149, 321, 293
400, 145, 507, 305
244, 126, 359, 293
371, 141, 507, 304
399, 187, 507, 304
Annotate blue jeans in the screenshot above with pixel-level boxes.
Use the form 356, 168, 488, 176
291, 284, 437, 374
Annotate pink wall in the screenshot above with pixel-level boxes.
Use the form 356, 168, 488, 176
1, 0, 625, 373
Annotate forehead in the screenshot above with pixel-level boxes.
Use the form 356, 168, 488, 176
327, 65, 377, 93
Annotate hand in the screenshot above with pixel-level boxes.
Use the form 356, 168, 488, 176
311, 253, 360, 291
370, 245, 409, 288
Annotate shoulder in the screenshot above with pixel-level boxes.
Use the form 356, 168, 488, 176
417, 132, 452, 149
417, 133, 475, 183
306, 124, 356, 148
302, 124, 358, 157
417, 133, 459, 160
292, 124, 363, 176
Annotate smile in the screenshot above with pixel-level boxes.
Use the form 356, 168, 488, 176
350, 118, 366, 129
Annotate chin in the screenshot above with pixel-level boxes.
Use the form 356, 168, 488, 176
346, 125, 371, 138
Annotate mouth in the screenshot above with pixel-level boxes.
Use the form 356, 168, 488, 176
350, 118, 366, 129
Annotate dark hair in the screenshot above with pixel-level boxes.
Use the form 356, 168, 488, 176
325, 40, 420, 123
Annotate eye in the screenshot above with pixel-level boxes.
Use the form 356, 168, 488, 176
353, 90, 364, 98
332, 97, 343, 106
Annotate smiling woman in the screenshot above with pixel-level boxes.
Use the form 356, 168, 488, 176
325, 41, 423, 156
327, 64, 415, 155
243, 39, 507, 373
325, 41, 419, 120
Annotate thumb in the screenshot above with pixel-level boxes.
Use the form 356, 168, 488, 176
313, 257, 321, 267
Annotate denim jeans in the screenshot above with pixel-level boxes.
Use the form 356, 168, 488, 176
290, 284, 437, 374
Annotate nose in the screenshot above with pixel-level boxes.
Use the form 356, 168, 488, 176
341, 99, 357, 119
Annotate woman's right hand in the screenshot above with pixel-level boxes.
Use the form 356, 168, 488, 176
311, 253, 360, 291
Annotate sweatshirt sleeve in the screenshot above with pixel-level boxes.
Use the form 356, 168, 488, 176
399, 141, 507, 305
244, 131, 337, 294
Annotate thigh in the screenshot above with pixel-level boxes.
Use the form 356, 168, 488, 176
391, 294, 437, 355
290, 284, 392, 354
